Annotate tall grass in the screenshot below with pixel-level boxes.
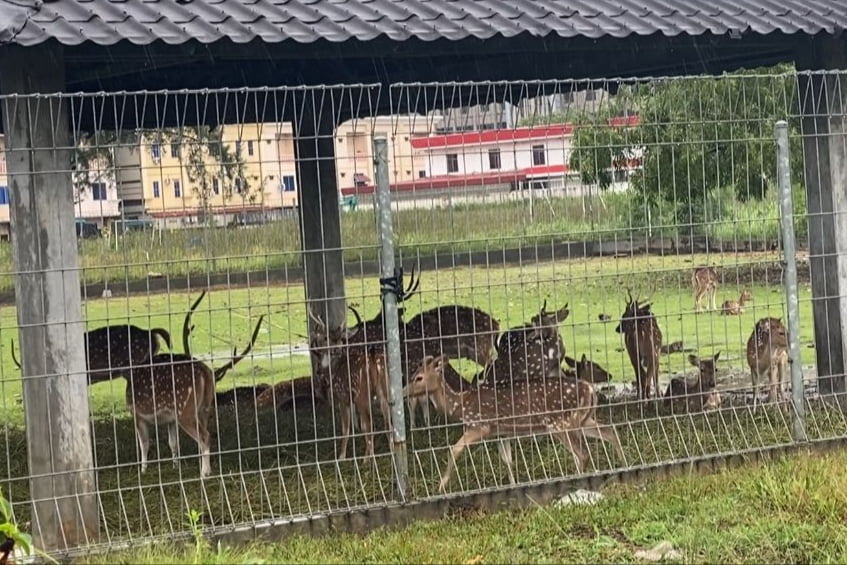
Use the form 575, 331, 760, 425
0, 189, 805, 294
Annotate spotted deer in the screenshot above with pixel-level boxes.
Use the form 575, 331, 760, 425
126, 353, 216, 477
480, 300, 570, 386
563, 354, 613, 383
616, 289, 663, 400
12, 325, 173, 385
255, 375, 327, 410
328, 342, 393, 460
401, 304, 498, 426
404, 354, 625, 493
692, 266, 719, 313
663, 352, 722, 412
747, 317, 789, 409
720, 288, 753, 316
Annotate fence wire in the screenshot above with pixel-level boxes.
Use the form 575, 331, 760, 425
0, 69, 843, 555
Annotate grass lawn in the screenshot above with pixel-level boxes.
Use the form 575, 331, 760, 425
73, 448, 847, 564
0, 250, 826, 551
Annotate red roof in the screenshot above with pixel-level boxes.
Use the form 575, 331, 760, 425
411, 116, 641, 150
339, 165, 571, 196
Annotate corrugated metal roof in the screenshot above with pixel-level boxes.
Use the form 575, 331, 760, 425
1, 0, 846, 47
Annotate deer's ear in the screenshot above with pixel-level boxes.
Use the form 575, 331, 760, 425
564, 356, 576, 368
713, 351, 721, 362
688, 354, 699, 367
580, 353, 588, 363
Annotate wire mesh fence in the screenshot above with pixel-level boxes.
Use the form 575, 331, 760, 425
0, 67, 844, 555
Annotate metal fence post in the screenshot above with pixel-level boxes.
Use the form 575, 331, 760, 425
373, 135, 410, 499
775, 120, 807, 442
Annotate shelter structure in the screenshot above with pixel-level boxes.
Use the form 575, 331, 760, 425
1, 0, 847, 552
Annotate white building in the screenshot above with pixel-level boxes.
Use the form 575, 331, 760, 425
409, 116, 640, 196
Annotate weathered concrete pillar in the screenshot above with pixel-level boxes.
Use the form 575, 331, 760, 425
796, 37, 847, 397
0, 43, 99, 550
293, 90, 347, 374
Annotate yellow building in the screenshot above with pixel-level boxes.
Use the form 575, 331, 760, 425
115, 122, 298, 228
334, 115, 437, 193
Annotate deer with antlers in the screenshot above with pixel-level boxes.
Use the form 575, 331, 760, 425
719, 288, 753, 316
663, 352, 722, 412
126, 291, 264, 477
747, 317, 789, 410
404, 354, 625, 492
692, 266, 719, 313
479, 300, 570, 387
616, 288, 663, 401
11, 324, 172, 385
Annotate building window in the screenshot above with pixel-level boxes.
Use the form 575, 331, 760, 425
282, 175, 296, 192
532, 144, 546, 166
170, 142, 180, 158
152, 181, 160, 198
247, 140, 254, 156
235, 178, 244, 193
174, 180, 181, 198
151, 142, 161, 161
91, 182, 107, 201
446, 153, 459, 173
212, 178, 220, 195
418, 170, 426, 179
0, 186, 9, 205
235, 141, 242, 155
488, 149, 501, 170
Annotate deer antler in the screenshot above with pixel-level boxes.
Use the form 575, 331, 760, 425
214, 315, 265, 383
401, 264, 422, 302
308, 305, 327, 331
624, 286, 634, 305
347, 304, 364, 328
182, 291, 208, 357
9, 339, 20, 370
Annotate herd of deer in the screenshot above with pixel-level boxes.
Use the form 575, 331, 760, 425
6, 265, 791, 489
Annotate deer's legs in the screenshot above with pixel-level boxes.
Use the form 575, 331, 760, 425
338, 402, 352, 460
167, 422, 180, 467
580, 417, 625, 465
439, 427, 488, 493
178, 412, 212, 478
558, 430, 588, 474
134, 416, 151, 474
709, 288, 718, 311
358, 403, 375, 461
497, 440, 516, 485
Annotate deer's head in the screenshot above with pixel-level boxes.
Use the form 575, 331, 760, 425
564, 353, 613, 383
688, 351, 721, 389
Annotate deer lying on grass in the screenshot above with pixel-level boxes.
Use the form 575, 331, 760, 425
563, 354, 613, 383
404, 355, 625, 492
215, 383, 272, 407
747, 317, 789, 409
127, 291, 265, 477
616, 289, 663, 400
692, 266, 719, 313
12, 324, 172, 385
720, 289, 753, 316
663, 353, 722, 412
254, 375, 327, 411
480, 300, 570, 386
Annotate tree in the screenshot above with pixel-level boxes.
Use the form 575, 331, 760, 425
566, 64, 805, 223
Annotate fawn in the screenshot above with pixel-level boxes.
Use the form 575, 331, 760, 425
480, 300, 570, 386
692, 266, 719, 313
563, 354, 613, 383
12, 324, 172, 385
126, 353, 216, 478
747, 317, 789, 409
663, 353, 722, 412
616, 289, 663, 400
404, 354, 625, 493
720, 289, 753, 316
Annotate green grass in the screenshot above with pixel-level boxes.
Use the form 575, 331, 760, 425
0, 250, 827, 555
0, 191, 797, 295
73, 448, 847, 564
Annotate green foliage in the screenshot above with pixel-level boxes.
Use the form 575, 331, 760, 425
0, 486, 55, 564
566, 64, 807, 226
